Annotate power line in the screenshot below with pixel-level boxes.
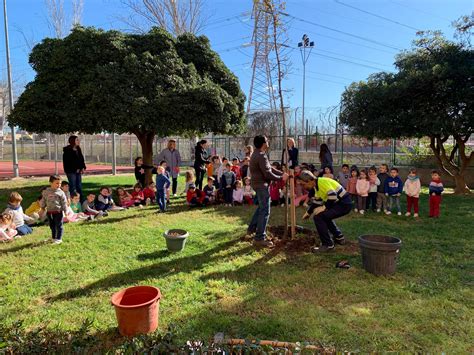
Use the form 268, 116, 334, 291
334, 0, 420, 31
291, 25, 397, 55
285, 13, 403, 51
388, 0, 452, 22
314, 48, 393, 68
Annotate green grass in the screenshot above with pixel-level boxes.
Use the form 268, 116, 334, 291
0, 175, 473, 352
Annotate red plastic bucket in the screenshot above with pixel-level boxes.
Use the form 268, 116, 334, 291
111, 286, 161, 337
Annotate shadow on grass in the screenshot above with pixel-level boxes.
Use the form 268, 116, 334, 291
137, 249, 170, 260
0, 239, 50, 255
48, 234, 254, 303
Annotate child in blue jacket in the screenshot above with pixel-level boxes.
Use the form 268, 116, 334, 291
384, 167, 404, 215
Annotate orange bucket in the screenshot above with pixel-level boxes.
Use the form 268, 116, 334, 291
111, 286, 161, 337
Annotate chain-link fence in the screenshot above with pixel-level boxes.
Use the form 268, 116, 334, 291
1, 132, 472, 170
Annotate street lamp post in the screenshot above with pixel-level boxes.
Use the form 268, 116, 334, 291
2, 0, 19, 177
298, 34, 314, 141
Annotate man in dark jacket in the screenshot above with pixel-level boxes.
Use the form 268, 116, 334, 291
248, 135, 288, 248
63, 135, 86, 199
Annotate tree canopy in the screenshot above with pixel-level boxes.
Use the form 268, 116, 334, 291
340, 29, 473, 193
9, 26, 246, 181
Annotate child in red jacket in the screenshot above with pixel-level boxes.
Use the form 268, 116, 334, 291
131, 183, 146, 207
186, 184, 206, 207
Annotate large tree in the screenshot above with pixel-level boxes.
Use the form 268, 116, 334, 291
9, 26, 246, 181
340, 29, 473, 194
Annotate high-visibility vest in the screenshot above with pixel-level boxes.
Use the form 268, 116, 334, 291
312, 177, 349, 204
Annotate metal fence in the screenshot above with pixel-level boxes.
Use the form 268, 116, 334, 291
0, 132, 471, 169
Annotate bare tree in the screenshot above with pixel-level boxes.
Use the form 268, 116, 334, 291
72, 0, 84, 27
45, 0, 84, 38
120, 0, 207, 35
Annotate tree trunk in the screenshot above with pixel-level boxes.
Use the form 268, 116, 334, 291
453, 173, 470, 194
430, 135, 472, 194
135, 131, 156, 186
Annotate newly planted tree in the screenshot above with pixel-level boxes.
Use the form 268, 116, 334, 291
340, 27, 473, 193
9, 26, 246, 183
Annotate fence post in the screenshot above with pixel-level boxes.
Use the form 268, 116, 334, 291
104, 134, 107, 164
54, 134, 58, 175
32, 133, 36, 160
391, 139, 396, 166
340, 132, 344, 165
112, 133, 116, 175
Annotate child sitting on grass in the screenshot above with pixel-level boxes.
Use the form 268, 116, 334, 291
40, 175, 69, 244
233, 180, 244, 205
131, 183, 146, 207
4, 192, 35, 236
117, 187, 135, 208
187, 183, 206, 207
183, 171, 195, 195
61, 181, 71, 204
82, 193, 107, 217
156, 166, 171, 213
203, 177, 217, 204
403, 168, 421, 218
243, 177, 255, 205
143, 182, 157, 205
95, 187, 124, 212
0, 212, 17, 242
65, 193, 91, 222
25, 188, 47, 223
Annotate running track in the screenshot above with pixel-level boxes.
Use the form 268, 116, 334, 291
0, 160, 133, 179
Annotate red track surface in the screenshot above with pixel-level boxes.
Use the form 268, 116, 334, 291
0, 160, 133, 179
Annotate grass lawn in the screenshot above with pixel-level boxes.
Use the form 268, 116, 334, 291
0, 174, 473, 352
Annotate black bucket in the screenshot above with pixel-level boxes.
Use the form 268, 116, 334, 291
358, 235, 402, 276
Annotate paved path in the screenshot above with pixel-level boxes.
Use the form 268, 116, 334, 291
0, 160, 133, 179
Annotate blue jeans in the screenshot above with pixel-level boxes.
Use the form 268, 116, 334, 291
16, 224, 33, 235
156, 189, 166, 211
66, 173, 83, 199
248, 187, 271, 241
47, 213, 64, 240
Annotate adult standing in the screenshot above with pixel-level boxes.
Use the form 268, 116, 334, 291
319, 143, 333, 171
281, 138, 299, 169
193, 139, 210, 190
248, 135, 288, 248
157, 139, 182, 196
63, 135, 86, 199
297, 171, 352, 252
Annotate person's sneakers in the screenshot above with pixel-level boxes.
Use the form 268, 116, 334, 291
311, 245, 335, 253
376, 209, 381, 213
253, 239, 274, 248
334, 236, 346, 245
405, 212, 411, 217
397, 212, 402, 216
173, 194, 177, 197
53, 239, 62, 245
354, 208, 358, 213
146, 198, 151, 206
360, 210, 365, 215
413, 213, 419, 218
385, 211, 391, 215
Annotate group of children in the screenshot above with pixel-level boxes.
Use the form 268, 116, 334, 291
0, 175, 130, 243
337, 163, 444, 218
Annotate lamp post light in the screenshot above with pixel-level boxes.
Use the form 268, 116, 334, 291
2, 0, 19, 177
298, 34, 314, 141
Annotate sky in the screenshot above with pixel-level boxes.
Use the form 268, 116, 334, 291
1, 0, 471, 117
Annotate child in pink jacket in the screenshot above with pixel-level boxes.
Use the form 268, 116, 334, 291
403, 168, 421, 217
356, 169, 370, 214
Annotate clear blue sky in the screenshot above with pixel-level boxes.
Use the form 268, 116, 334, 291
1, 0, 471, 111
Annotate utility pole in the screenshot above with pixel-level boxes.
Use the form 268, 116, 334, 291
3, 0, 19, 177
298, 34, 314, 141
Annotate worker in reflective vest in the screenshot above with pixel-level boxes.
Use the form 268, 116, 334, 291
297, 171, 352, 253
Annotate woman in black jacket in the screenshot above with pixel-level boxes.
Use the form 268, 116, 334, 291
63, 135, 86, 199
281, 138, 299, 170
193, 140, 210, 190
